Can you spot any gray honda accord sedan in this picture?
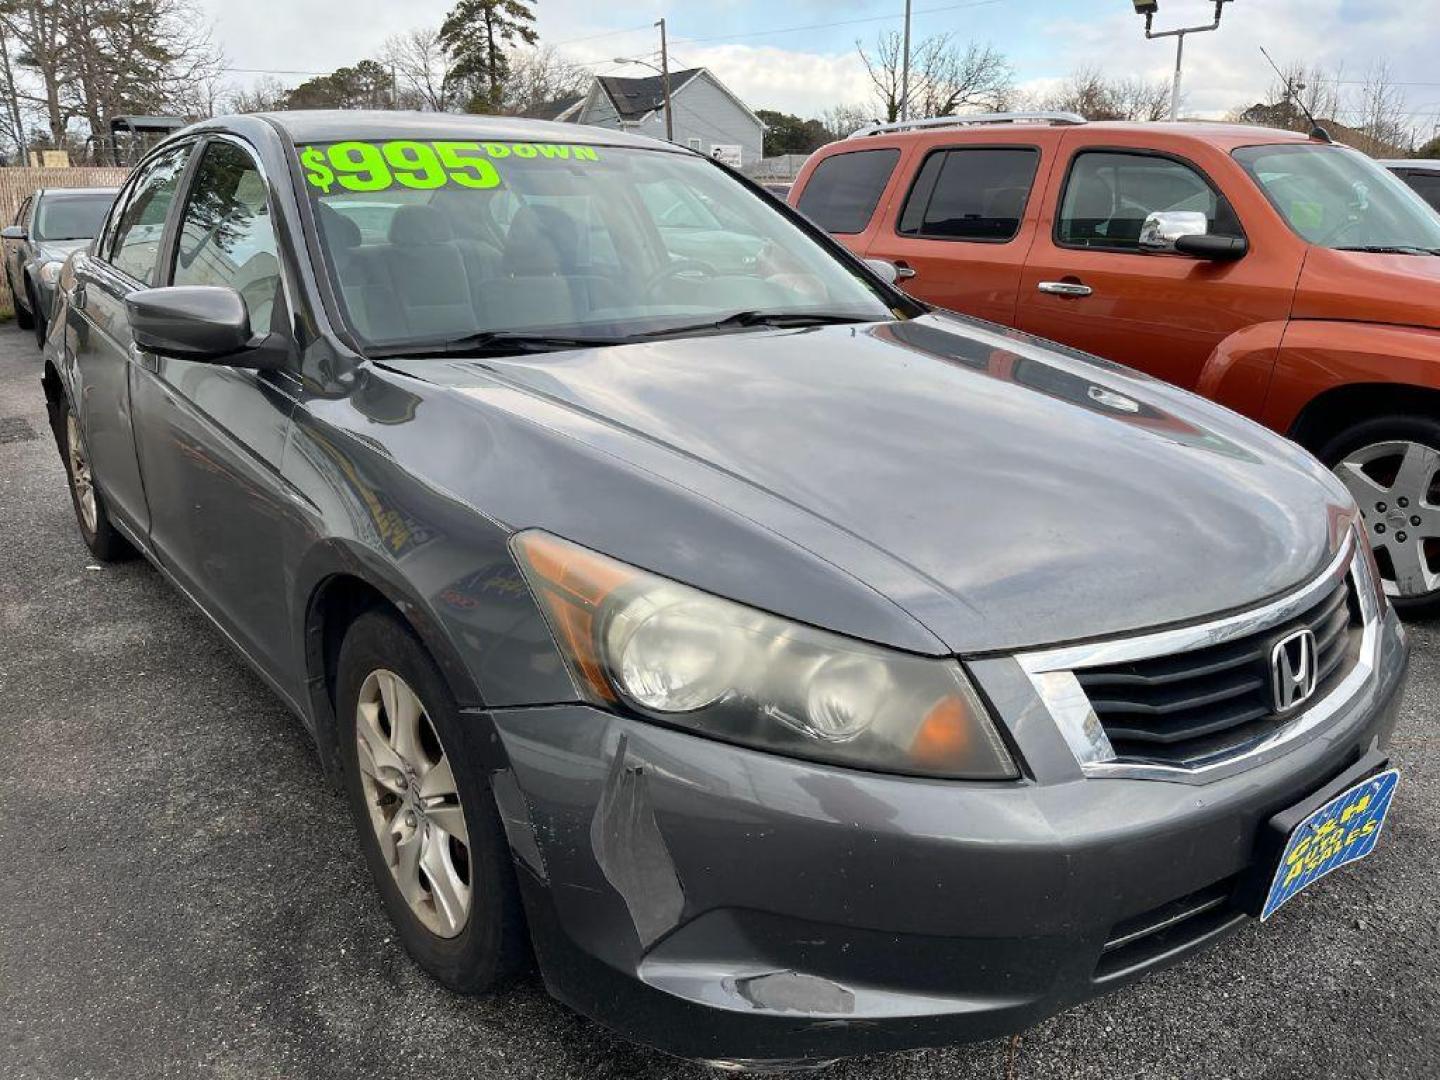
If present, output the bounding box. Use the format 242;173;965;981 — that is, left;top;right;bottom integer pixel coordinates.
41;112;1408;1068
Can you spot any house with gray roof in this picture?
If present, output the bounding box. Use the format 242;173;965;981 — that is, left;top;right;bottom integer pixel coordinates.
559;67;765;167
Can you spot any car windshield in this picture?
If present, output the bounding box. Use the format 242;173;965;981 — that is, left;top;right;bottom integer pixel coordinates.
1234;143;1440;252
32;192;113;241
295;138;898;352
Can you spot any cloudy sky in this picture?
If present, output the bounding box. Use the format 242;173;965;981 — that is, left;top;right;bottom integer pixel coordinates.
200;0;1440;134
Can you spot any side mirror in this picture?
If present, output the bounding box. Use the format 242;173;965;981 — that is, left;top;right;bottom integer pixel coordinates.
864;257;900;285
125;286;287;369
1;224;26;240
1139;210;1247;261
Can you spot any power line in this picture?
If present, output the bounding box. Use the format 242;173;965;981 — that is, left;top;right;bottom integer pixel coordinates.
666;0;1005;48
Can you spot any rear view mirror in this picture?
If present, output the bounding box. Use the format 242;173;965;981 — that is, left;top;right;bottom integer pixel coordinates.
1;225;25;240
125;286;286;369
864;258;900;285
1139;210;1247;261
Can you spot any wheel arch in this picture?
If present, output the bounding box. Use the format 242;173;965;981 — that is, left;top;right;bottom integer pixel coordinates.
297;540;488;780
1287;382;1440;456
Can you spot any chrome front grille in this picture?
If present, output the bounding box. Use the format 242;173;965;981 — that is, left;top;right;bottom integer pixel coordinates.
1074;578;1358;768
1018;528;1384;784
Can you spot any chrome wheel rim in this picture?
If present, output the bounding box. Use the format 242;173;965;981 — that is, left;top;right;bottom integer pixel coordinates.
66;413;98;534
355;669;472;938
1336;439;1440;599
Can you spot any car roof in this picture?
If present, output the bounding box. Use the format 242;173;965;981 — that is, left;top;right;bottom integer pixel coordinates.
235;110;682;152
35;187;120;197
1378;159;1440;172
833;119;1321;153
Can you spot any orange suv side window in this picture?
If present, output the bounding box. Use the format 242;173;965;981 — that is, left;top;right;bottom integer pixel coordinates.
795;148;900;235
896;147;1040;243
1056;150;1243;253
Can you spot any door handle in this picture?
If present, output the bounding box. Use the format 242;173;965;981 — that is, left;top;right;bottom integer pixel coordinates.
893;260;917;281
1037;280;1093;298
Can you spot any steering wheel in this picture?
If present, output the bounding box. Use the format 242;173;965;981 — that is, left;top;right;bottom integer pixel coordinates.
1319;215;1364;247
642;258;718;298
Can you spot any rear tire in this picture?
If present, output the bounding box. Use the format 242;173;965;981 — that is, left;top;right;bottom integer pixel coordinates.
59;397;134;562
336;610;528;992
1320;414;1440;619
9;269;34;330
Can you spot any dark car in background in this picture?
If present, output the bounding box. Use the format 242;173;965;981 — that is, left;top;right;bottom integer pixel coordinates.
1380;159;1440;213
41;112;1408;1068
3;187;118;346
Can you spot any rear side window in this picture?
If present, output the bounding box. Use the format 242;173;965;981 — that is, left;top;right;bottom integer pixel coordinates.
797;149;900;234
1057;150;1243;252
897;147;1040;241
1397;171;1440;213
109;145;192;284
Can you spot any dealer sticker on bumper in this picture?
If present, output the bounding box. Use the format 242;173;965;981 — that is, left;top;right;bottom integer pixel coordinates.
1262;769;1400;921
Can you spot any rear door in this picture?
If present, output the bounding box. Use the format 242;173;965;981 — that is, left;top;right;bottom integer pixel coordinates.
127;135;302;683
1017;134;1301;391
862;136;1053;325
69;144;195;538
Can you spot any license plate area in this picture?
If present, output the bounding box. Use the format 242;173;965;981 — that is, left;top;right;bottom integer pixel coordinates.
1260;767;1399;921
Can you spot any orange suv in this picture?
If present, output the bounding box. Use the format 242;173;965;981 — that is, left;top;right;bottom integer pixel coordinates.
791;113;1440;615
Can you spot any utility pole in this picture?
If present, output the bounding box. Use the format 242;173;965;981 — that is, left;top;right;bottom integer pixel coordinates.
656;17;674;143
899;0;912;122
1136;0;1234;123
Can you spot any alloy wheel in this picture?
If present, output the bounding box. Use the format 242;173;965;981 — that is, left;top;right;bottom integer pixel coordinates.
354;668;472;938
66;412;98;535
1336;439;1440;599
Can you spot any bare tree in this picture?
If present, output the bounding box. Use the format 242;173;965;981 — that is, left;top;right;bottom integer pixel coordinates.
857;30;1011;122
820;103;871;140
1350;60;1411;155
381;26;458;112
228;75;290;115
1036;66;1171;121
499;44;587;115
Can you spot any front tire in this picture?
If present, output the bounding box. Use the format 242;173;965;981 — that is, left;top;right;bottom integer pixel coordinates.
1322;414;1440;619
336;610;527;992
60;398;134;561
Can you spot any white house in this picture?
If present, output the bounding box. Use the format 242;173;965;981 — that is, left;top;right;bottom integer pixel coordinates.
557;68;765;168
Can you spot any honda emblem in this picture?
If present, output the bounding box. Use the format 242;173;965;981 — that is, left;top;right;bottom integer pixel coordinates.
1271;629;1318;712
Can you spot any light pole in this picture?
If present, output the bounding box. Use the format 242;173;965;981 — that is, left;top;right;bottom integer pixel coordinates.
899;0;912;122
612;28;674;144
1133;0;1234;123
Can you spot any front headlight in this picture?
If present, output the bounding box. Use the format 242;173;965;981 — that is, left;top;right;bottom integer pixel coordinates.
38;261;62;285
512;531;1018;780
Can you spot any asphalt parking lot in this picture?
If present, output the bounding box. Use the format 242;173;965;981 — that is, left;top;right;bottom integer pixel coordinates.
0;322;1436;1080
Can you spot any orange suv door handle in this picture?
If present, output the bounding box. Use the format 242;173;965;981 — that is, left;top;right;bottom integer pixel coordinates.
1037;280;1093;298
893;260;917;281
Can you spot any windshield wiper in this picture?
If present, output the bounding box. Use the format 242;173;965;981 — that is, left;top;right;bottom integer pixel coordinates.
633;310;873;340
371;330;626;360
1334;244;1440;255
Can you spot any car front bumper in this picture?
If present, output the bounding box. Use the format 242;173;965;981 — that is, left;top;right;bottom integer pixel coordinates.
481;607;1408;1066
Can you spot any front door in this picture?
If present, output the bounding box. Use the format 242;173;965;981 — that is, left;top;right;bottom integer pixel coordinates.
70;144;194;538
1017;141;1301;391
127;136;303;684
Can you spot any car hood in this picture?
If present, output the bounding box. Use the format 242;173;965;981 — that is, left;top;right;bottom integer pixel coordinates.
1293;246;1440;330
383;314;1354;653
32;238;89;263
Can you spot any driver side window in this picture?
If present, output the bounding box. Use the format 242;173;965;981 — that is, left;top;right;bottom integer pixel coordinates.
109;145;192;284
171;140;283;333
1057;150;1243;252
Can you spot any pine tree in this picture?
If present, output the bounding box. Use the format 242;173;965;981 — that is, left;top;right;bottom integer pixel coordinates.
438;0;538;113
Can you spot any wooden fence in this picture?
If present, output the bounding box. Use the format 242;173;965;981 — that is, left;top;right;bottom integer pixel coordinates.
0;166;131;309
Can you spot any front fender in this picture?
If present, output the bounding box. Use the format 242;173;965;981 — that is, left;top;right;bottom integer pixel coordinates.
1195;320;1290;423
1262;321;1440;434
